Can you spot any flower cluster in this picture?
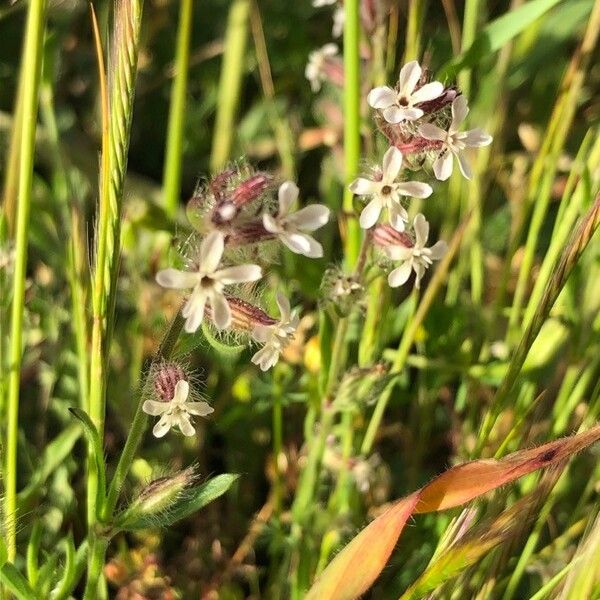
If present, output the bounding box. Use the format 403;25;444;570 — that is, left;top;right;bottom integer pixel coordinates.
349;59;492;288
156;163;329;372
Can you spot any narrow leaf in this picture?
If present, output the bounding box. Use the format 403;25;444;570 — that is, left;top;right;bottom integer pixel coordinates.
308;426;600;599
439;0;563;78
416;424;600;513
0;563;37;600
69;408;106;514
305;493;420;600
118;473;239;530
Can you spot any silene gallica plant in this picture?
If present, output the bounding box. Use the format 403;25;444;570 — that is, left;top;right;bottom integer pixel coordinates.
2;0;600;599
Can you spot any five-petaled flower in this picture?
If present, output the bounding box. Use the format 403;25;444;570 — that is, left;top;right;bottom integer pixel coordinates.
385;213;447;289
263;182;330;258
251;292;299;371
367;60;444;124
143;379;213;438
418;95;492;180
156;230;262;333
349;146;432;231
305;43;338;92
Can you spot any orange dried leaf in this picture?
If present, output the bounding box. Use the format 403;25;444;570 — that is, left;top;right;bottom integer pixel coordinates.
305;493;420;600
416;424;600;513
307;425;600;600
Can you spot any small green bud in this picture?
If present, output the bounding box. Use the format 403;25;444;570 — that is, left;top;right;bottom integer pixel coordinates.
115;466;197;530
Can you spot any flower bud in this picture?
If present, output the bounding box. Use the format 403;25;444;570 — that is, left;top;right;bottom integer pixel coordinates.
115;467;197;529
153;362;187;403
205;296;277;333
372;224;414;249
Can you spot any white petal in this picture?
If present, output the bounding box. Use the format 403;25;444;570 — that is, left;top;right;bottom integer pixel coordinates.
429;240;448;260
251;345;279;371
414;261;426;288
156;269;198;290
398;60;421;95
210;292;232;329
199;231;225;274
278;181;299;216
389;204;408;231
382;146;403;181
182;291;207;333
396;181;432;199
413;213;429;247
322;43;339;57
385;245;413;261
276;291;291;320
186;401;214;417
388;261;412;287
349;177;377;195
142;400;169;416
433;152;453;181
367;86;397;109
462;127;493;147
177;413;196;436
153;415;172;438
173;379;189;404
411;81;444;103
289;204;330;231
263;213;280;234
450;95;469;132
382;106;422;124
215;264;262;284
302;236;324;258
419;123;447;141
457;152;472;179
359;198;382;229
280;232;312;255
252;325;272;343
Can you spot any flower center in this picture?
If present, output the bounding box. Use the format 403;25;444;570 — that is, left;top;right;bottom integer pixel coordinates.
199;275;215;290
381;185;393;196
398;95;409;107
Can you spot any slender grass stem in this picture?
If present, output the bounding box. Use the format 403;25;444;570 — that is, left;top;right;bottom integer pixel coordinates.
342;0;361;267
404;0;425;63
210;0;250;173
361;215;472;454
3;0;46;563
163;0;194;217
476;197;600;452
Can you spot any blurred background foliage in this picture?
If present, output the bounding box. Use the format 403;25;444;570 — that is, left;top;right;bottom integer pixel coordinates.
1;0;600;598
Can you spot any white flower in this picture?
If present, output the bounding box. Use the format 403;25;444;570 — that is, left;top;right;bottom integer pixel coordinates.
305;43;338;92
332;5;344;37
142;380;213;438
251;292;299;371
367;60;444;124
263;182;330;258
385;213;447;289
349;146;432;231
156;231;262;333
418;95;493;180
312;0;336;5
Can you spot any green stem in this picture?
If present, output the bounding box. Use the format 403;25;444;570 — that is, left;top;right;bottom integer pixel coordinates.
272;370;283;516
101;312;184;520
210;0;250;173
82;536;108;600
342;0;361;267
163;0;194;217
3;0;46;563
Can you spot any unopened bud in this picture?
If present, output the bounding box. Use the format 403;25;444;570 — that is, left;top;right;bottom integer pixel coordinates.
372;224;414;249
205;297;277;332
154;362;187;402
115;466;197;529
